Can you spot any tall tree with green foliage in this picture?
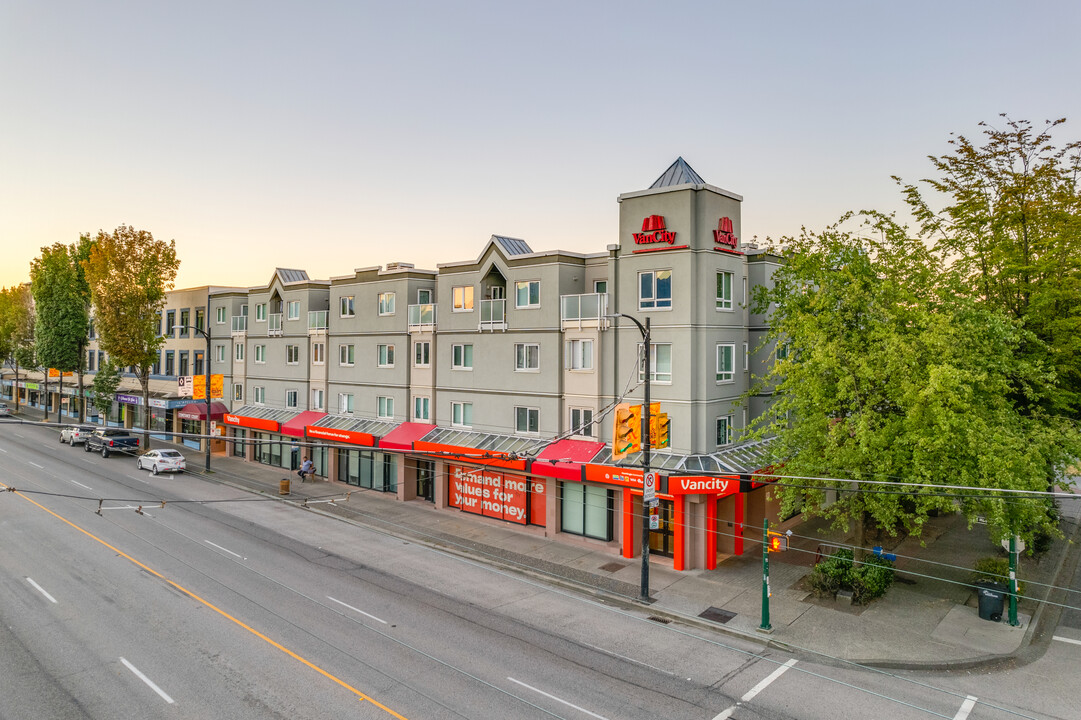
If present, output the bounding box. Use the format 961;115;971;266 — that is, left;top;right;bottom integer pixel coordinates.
748;212;1078;552
30;241;92;422
89;359;121;422
0;285;35;412
82;225;179;448
894;116;1081;419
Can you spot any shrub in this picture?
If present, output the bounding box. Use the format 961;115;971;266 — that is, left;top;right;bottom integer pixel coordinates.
972;557;1025;596
809;548;854;597
851;554;895;605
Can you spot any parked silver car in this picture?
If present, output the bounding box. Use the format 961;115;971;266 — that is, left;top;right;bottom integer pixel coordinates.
136;449;186;475
60;424;96;446
0;402;11;417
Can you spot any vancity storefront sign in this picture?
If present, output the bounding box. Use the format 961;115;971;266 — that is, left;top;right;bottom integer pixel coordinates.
448;464;546;526
632;215;688;254
713;216;740;252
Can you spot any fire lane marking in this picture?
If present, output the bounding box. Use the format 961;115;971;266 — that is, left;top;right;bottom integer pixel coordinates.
327;596;387;624
507;677;609;720
27;577;58;603
120;657;174;704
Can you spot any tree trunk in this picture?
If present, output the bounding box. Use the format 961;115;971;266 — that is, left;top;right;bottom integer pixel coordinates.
77;339;86;422
140;367;151;451
13;361;19;412
43;369;49;423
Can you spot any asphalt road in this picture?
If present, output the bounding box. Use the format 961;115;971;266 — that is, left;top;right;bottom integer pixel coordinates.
0;420;1075;719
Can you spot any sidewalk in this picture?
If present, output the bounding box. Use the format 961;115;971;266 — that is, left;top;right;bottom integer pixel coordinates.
14;408;1081;670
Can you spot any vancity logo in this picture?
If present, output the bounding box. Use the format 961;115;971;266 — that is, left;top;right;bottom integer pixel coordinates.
633;215;677;245
713;216;739;250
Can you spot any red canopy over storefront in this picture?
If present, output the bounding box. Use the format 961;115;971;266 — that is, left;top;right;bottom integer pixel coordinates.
378;422;437;451
281;411;326;438
177;401;229;421
530;438;606;481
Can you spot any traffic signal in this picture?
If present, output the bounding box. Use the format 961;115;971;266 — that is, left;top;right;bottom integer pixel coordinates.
612;403;642;461
650;412;670;449
767;530;789;552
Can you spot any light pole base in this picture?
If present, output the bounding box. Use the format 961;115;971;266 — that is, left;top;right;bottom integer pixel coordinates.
756;625;774;635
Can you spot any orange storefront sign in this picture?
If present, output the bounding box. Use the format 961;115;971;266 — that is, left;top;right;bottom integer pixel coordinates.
583;464;644;489
415;441;527;471
668;475;740;497
448;464;545;526
305;425;376;446
223;413;280;432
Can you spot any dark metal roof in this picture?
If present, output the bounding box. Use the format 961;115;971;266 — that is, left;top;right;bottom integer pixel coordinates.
276;268;310;284
649;157;705;189
419;425;544;456
590;437;774;474
310;413;400;436
229;405;300;424
492;236;533;257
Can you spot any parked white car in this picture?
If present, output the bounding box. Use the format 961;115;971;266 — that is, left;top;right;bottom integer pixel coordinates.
60;424;96;445
0;402;11;417
136;449;186;475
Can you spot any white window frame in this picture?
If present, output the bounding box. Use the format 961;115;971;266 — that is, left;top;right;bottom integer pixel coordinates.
338;393;354;414
311;389;324;411
215;344;226;363
593;280;607;294
564;339;593;370
378;396;394;419
235;343;245;362
286;300;300;320
233;383;243;402
514;406;539;434
638;269;672;310
515;280;540;308
215;307;226;324
286;344;300;365
286;389;298;409
413;395;430;421
253;386;266;405
340;295;355;318
378;292;395;316
377;344;395;367
515;343;540;372
452;343;473;370
717;415;732;447
570;407;593;437
743;341;749;371
716;343;735;383
638;343;673;384
312;342;325;365
254;344;266;364
339;343;355;366
452;286;474;312
451;401;473;428
417;288;432;304
717;271;734;311
255;303;267;322
414;341;430;368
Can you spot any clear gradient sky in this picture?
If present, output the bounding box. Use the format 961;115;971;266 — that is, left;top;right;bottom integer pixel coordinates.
3;1;1079;290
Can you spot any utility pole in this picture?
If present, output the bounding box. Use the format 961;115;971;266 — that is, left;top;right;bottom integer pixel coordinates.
759;518;772;633
1008;535;1019;627
175;324;212;472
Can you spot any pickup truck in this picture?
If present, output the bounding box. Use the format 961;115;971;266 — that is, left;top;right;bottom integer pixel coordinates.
85;428;140;458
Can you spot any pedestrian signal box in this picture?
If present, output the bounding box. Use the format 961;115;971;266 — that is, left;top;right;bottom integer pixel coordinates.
612;403;642;461
768;531;789;552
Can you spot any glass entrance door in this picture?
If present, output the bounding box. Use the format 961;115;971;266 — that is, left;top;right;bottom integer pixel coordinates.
648;499;675;557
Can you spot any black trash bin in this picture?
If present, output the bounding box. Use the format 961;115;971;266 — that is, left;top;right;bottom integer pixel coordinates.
975;581;1006;622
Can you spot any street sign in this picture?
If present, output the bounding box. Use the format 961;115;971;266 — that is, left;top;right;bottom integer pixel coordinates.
1001;537;1025;553
643;471;657;503
649;504;660;530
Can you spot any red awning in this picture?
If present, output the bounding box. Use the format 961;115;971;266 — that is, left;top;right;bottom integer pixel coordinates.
378;422;437;451
531;438;606;481
281;411;327;438
177;401;230;421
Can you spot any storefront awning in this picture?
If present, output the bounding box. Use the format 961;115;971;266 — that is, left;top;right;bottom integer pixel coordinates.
177;401;229;421
281;411;327;438
378;422;437;451
223;405;293;433
530;439;606;481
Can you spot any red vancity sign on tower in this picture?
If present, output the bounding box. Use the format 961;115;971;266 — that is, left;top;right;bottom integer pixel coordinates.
633;215;678;246
713;217;740;251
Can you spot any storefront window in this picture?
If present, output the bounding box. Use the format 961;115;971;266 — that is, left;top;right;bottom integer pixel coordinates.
181;419;202;449
150;408;172;441
560;482;613;540
416;460;435;502
232;429;247;458
255;432;285;468
337;448;396;492
310;446;328;478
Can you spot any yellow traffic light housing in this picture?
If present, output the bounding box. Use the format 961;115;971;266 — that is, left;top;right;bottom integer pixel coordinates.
612;403;642;461
651;412;670;449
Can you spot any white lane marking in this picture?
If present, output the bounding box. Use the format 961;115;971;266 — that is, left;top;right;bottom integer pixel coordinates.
205;540;245;559
27;578;58;604
14;433;24;438
28;461;44;469
327;596;388;624
507;677;609;720
954;695;978;720
741;658;797;703
0;447;7;452
119;657;174;704
1053;635;1081;646
712;708;737;720
69;480;91;490
582;641;675;675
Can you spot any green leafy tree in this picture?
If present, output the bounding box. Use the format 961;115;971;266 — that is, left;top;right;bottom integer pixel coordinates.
0;284;35;412
894;116;1081;419
30;241;91;422
748;212;1077;552
89;359;121;422
82;225;179;448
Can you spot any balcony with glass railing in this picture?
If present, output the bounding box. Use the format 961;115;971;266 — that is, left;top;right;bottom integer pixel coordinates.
407;304;436;331
479;299;507;331
560;293;608;329
268;313;283;336
308;310;328;334
231;315;248;335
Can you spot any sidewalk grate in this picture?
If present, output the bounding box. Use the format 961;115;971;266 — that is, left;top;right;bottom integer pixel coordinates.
647;615;672;625
699;606;737;624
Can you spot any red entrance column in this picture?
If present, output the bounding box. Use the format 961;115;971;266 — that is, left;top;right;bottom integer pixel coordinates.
705;495;718;570
622;490;635;559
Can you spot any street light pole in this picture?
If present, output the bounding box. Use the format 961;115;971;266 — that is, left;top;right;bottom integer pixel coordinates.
612;312;652;602
175;324;212;472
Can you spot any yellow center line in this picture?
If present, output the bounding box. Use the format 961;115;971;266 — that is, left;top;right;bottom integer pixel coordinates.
3;483;408;719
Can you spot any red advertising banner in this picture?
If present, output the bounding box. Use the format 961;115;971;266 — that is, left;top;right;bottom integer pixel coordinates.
223;413;280;433
305;425;376;446
448;465;545;526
